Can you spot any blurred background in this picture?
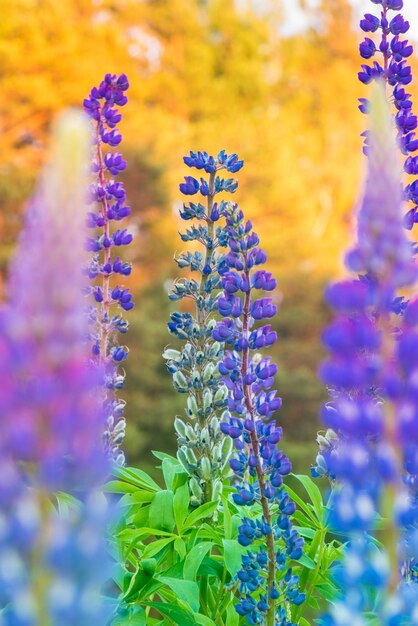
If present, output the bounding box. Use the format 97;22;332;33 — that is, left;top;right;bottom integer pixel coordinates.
1;0;418;474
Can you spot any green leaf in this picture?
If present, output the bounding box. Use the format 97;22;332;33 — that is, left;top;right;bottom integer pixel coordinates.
54;491;81;515
149;490;175;532
152;450;179;464
222;496;232;540
285;486;318;526
158;577;200;612
298;554;316;570
141;558;157;576
174;537;187;559
130;506;150;528
315;583;339;601
293;474;324;520
144;602;197;626
292;510;316;529
298;619;310;626
118;527;173;540
183;542;213;581
293;525;316;539
226;604;239;626
143;536;175;558
104;480;139;494
174;483;190;532
111;606;147;625
184;501;219;527
113;466;160;492
222;539;246;577
198;556;223;578
307;595;320;609
123;568;154;601
162;458;178;490
195;615;217;626
119;491;156;507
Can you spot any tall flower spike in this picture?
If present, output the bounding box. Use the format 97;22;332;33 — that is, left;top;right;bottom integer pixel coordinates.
83;73;133;465
358;0;418;232
164;150;242;505
319;84;418;625
214;204;304;626
0;111;112;625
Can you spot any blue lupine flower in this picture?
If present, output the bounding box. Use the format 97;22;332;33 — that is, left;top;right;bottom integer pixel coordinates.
358;0;418;232
0;112;113;625
83;73;134;465
319;85;418;624
213;201;304;624
164;151;246;505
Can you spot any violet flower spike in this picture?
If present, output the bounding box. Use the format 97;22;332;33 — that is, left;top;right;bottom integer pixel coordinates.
358;0;418;231
0;111;113;625
214;203;304;626
83;73;133;465
319;84;418;625
165;150;242;505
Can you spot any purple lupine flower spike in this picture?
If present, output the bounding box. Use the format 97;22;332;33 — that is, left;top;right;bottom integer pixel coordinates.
83;73;133;465
319;85;418;625
166;150;240;506
0;111;113;625
214;202;304;625
358;0;418;231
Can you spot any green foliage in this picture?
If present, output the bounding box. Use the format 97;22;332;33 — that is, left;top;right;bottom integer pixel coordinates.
107;456;343;625
286;475;344;622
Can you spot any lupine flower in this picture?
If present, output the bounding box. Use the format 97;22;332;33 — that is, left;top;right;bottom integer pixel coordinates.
164;150;240;505
83;73;133;465
214;203;304;625
0;111;112;625
319;85;418;624
358;0;418;232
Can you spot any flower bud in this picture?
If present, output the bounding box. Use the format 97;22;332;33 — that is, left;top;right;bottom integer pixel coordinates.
190;477;203;501
162;348;182;361
174;417;187;439
186;395;199;419
200;457;212;479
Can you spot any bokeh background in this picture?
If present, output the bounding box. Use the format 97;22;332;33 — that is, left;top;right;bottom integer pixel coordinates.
2;0;418;474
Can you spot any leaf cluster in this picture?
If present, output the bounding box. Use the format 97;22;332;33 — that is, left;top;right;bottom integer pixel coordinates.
106;455;344;625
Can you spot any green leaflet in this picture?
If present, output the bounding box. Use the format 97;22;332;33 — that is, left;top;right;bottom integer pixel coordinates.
149;490;175;532
183;542;213;581
144;601;197;626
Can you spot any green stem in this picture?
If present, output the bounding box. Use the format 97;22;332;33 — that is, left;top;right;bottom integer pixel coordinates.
380;314;403;593
195;171;216;503
32;489;52;626
293;527;326;622
240;266;276;626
